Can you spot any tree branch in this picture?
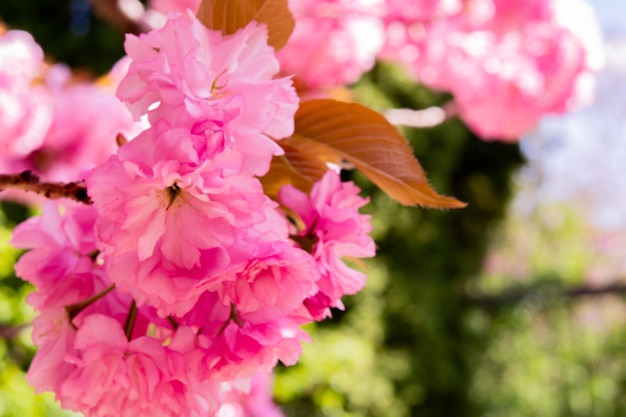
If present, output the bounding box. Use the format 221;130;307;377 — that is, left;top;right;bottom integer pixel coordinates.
466;282;626;310
564;283;626;298
0;171;92;204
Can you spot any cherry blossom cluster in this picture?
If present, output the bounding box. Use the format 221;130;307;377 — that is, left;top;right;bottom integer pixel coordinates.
0;30;142;185
2;1;602;415
150;0;600;139
10;11;374;417
380;0;603;139
149;0;387;92
274;0;386;92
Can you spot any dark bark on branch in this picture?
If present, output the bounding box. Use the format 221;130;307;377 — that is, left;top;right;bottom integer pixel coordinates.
0;171;92;204
467;282;626;309
564;283;626;298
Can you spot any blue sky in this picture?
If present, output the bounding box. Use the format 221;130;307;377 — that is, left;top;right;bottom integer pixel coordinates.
519;0;626;229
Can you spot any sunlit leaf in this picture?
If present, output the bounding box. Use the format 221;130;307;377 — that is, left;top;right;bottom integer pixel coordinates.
196;0;294;50
285;99;466;208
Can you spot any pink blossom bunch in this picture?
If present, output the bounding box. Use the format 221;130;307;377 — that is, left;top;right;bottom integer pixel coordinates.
0;30;52;162
12;11;376;417
10;201;278;415
380;0;601;140
280;172;376;319
275;0;386;92
145;0;387;92
0;30;141;186
141;0;600;140
11;202;147;396
16;64;141;182
378;0;462;64
117;12;298;175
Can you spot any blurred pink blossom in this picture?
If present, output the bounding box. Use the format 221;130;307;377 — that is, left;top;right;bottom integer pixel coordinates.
218;372;284;417
276;0;385;91
0;43;141;191
0;30;52;161
380;0;602;140
149;0;200;14
26;65;139;182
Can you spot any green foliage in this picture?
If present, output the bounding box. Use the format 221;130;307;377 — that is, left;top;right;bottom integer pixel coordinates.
468;289;626;417
0;0;125;74
466;201;626;417
0;362;77;417
0;206;76;416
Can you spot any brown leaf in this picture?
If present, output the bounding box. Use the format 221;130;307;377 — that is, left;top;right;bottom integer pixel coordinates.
196;0;294;50
286;99;466;208
259;141;327;199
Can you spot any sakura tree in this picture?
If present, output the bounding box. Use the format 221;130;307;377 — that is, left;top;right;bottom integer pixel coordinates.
0;0;599;416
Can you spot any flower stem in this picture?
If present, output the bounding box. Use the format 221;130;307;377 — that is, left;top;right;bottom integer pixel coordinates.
217;303;245;336
167;316;179;331
65;284;116;323
124;300;138;341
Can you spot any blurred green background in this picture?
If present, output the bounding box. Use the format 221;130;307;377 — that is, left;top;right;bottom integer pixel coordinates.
2;2;625;417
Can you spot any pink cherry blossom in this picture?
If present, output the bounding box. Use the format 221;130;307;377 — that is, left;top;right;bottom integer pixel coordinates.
279;170;375;319
217;240;320;322
379;0;461;64
11;202;149;396
276;0;385;92
26;278;143;397
400;4;588;139
380;0;601;140
26;309;77;394
59;314;220;417
87;121;284;316
449;23;588;139
5;7;392;416
0;55;142;188
25;64;140;182
0;30;44;83
118;12;298;175
11;201;100;296
0;30;52;162
179;290;311;381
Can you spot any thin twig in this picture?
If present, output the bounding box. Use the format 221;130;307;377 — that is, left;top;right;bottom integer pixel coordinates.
0;171;92;204
124;300;138;340
66;284;116;323
167;316;179;331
